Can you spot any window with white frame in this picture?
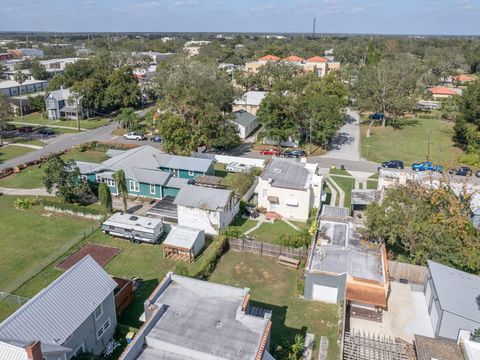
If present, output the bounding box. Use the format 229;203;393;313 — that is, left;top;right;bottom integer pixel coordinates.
106;179;115;187
150;184;156;194
96;174;102;182
94;304;103;320
129;180;139;192
188;170;194;176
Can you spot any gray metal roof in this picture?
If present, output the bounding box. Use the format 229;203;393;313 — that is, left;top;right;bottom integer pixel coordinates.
233;91;267;106
173;184;232;211
428;260;480;322
0;341;27;360
321;205;350;219
163;226;204;250
101;146;212;176
130;167;171;186
351;190;380;206
165;176;190;189
106;149;126;158
233;110;257;128
75;161;99;174
0;255;117;346
45;88;71;101
261;157;311;190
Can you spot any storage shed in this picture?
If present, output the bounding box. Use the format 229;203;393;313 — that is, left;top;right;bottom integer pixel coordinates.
162;226;205;262
102;213;164;244
424;260;480;340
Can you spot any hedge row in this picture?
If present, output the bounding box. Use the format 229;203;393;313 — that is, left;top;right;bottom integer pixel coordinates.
41;199;106;216
193;235;228;279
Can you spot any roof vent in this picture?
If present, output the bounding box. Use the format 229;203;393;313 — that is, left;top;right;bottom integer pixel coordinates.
175;312;181;317
273;168;282;174
129;215;139;221
216;321;223;328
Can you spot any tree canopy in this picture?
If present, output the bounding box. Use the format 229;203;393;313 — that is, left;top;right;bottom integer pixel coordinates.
43;156;85;203
364;182;480;273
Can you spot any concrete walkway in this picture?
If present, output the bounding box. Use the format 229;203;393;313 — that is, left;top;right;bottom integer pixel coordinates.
322;108;361;161
327;176;346;207
4;143;43;150
11;121;87;131
244;219;263;235
0;187;53;196
283;218;300;231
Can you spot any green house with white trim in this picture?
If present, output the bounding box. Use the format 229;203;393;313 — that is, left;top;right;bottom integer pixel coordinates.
76;145;214;199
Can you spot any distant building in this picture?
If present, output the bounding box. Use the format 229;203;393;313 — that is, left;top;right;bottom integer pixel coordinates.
428;86;461;99
453;74;475;83
425;260;480;340
44;88;86;120
75;47;95;57
0;79;48;97
40;57;80;73
232;109;259;139
173;184;239;235
0;255;118;359
305;205;389;310
7;48;44;58
134;51;174;64
256;158;322;221
0;52;13;61
232;91;268;115
118;272;273;360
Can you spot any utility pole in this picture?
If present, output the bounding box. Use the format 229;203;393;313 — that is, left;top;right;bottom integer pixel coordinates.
426;129;432;162
76;94;81;132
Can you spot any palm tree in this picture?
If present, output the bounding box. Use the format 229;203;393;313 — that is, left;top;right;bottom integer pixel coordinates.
14;71;27;122
288;334;305;360
113;169;128;212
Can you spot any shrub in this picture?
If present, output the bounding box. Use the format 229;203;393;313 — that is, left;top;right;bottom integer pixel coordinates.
220;227;244;239
42;199;106;216
278;229;310;248
98;183;113;213
194;235;228;279
14;198;40;210
458;152;480;167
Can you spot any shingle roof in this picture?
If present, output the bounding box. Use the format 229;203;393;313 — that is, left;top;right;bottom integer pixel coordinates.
261;157;311;190
258;55;280;61
0;256;117;346
428;260;480;322
173;184;232;211
233;110;257;128
414;335;463;360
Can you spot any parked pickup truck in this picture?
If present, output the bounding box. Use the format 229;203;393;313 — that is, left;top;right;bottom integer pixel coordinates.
226;162;254;173
412;162;443;173
123;132;146;141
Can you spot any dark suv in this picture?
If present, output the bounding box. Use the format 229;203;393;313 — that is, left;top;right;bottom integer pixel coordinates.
381;160;404;169
283;149;306;158
449;167;472;177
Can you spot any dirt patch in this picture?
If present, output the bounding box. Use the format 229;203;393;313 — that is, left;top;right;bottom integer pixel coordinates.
56;243;122;270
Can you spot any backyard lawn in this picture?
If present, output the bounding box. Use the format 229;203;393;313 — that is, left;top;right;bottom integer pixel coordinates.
360;118;463;166
0;196;98;298
228;216;258;233
0;149;107;189
210;251;339;360
250;220;304;245
11;229;219;328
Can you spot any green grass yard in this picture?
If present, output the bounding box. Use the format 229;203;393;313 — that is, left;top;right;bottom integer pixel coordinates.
361;118;463;166
210;251;339;360
250;220;303;245
15;113;110;131
0;145;35;163
329;175;355;209
228;216;258;233
0;196;97;298
0;149;107;189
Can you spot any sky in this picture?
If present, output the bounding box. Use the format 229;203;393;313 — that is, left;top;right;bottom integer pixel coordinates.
0;0;479;35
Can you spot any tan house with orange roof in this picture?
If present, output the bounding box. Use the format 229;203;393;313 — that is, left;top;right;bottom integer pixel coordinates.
304;205;389;311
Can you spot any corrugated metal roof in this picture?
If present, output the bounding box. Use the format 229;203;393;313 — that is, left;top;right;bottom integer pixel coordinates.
0;256;117;346
163;226;204;249
46;88;72;101
173;184;232;211
165;177;190;189
427;260;480;322
75;161;100;174
261;158;310;190
320;205;350;219
131;168;171;186
0;341;27;360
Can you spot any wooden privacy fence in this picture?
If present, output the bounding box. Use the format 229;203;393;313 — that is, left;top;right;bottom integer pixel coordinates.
387;260;428;285
227;237;306;260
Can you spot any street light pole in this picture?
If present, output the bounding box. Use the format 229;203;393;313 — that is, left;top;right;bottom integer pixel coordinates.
426;130;431;162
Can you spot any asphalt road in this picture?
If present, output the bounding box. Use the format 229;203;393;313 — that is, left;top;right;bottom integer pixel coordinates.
321;108;361;161
0;123;117;171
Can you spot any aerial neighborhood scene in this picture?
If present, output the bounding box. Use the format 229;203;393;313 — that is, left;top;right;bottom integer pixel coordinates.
2;1;480;360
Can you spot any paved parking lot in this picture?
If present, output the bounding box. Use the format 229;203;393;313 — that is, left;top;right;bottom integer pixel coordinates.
350;282;434;342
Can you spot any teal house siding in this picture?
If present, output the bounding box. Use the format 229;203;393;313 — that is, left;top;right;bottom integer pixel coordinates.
163;187;181;197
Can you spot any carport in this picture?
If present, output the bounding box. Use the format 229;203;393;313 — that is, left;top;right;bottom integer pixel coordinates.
147;195;178;223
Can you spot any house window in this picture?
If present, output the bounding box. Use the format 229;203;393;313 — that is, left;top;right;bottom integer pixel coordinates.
97;319;111;340
104;318;111;331
106;179;115;187
150;184;156;195
48;99;55;108
80;175;88;181
188;170;194;176
129;180;139;192
94;304;103;320
96;326;104;340
96;174;102;182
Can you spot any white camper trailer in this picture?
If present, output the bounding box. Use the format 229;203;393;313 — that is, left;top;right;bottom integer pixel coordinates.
102;213;164;244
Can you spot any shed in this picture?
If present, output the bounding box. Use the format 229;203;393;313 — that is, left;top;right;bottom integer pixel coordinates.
424;260;480;340
351;189;380;212
163;226;205;262
232;110;259;139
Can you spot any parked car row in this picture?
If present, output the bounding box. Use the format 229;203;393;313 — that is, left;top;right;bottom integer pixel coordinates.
381;160;480;177
259;148;307;158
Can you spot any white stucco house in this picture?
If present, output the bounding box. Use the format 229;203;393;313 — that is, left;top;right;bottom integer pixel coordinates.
173;185;239;235
256;158;323;221
232;110;259;139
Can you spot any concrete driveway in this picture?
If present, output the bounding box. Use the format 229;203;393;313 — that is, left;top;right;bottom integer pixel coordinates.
322;109;360;161
350;282;434;342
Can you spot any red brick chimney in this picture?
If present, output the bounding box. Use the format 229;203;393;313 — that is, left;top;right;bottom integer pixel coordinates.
25;340;42;360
